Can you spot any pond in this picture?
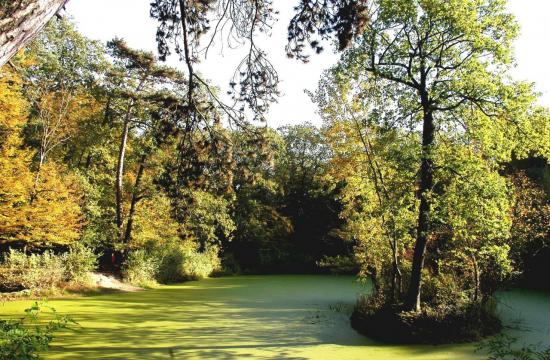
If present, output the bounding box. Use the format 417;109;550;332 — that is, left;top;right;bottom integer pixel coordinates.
1;275;550;359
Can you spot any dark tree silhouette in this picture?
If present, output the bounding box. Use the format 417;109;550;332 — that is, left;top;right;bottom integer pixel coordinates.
150;0;369;119
1;0;368;89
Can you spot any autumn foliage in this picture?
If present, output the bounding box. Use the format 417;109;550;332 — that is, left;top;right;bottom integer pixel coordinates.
0;67;82;247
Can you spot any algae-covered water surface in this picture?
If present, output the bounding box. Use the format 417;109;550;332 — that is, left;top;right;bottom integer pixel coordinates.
2;275;550;359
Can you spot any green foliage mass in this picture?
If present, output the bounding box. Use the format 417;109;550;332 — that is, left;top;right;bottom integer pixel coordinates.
122;242;221;287
0;302;74;360
1;16;353;285
0;247;97;293
314;0;550;331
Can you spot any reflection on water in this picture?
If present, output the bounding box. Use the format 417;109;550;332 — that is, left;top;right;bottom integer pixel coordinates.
496;289;550;346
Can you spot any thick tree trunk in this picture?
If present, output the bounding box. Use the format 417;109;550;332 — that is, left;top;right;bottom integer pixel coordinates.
123;154;146;245
0;0;69;67
405;98;435;312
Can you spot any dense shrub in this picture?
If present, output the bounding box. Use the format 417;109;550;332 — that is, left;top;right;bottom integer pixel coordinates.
0;247;98;293
0;250;64;292
63;245;97;285
122;242;221;286
121;250;159;288
157;244;221;283
0;302;73;360
156;247;185;284
180;246;221;280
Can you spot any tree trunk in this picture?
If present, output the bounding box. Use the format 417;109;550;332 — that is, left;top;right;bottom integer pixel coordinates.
30;150;46;204
102;93;112;125
350;113;403;302
84;152;92;170
115;120;129;234
471;253;480;303
123;154;146;245
0;0;69;67
391;234;402;301
114;78;143;242
405;97;435;312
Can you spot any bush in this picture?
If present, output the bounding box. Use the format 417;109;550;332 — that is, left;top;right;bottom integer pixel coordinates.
156;247;186;284
157;244;220;283
121;250;159;288
180;246;221;280
421;272;469;311
0;302;74;360
0;250;64;292
121;241;221;286
0;247;98;293
62;245;97;285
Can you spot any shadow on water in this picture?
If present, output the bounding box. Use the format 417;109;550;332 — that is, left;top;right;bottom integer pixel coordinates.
2;275;549;359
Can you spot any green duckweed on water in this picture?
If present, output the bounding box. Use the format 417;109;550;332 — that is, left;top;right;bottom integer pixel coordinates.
1;275;550;359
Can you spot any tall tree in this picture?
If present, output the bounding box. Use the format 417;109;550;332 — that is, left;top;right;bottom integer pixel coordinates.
121;92;185;246
333;0;541;311
106;39;182;242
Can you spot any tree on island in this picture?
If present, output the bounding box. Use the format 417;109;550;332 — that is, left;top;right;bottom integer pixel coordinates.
316;0;549;327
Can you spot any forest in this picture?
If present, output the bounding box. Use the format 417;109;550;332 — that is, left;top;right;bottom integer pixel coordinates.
0;0;549;359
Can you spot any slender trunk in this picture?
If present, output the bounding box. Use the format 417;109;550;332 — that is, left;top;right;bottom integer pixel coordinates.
391;234;402;300
103;94;112;125
30;151;46;204
84;152;92;170
123;154;146;245
391;253;397;301
405;95;435;312
115;120;130;234
0;0;69;67
115;79;145;240
349;113;403;301
472;254;480;303
76;149;84;167
370;266;380;294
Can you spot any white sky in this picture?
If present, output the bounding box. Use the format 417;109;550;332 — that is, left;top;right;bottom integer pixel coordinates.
65;0;550;128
